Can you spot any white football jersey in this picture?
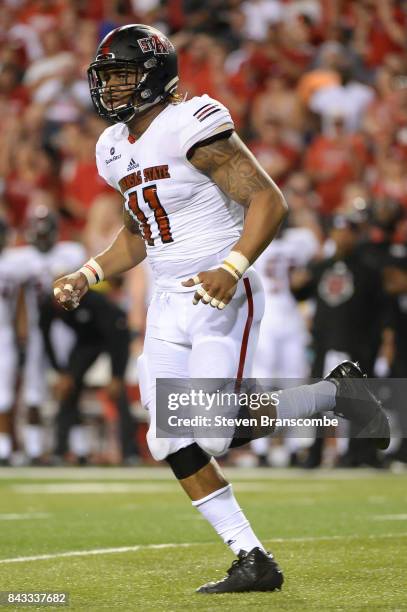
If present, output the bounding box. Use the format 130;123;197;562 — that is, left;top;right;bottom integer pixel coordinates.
96;94;244;292
0;247;38;329
256;228;318;295
255;227;319;326
17;241;87;326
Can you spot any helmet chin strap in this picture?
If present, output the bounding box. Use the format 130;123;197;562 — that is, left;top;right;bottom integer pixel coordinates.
114;94;164;123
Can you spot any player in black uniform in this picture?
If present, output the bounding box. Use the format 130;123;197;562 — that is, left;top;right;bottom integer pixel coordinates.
40;286;138;463
292;214;389;467
383;247;407;463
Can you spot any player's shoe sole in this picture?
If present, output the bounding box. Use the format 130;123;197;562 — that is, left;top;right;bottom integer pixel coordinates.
196;547;284;594
325;361;390;450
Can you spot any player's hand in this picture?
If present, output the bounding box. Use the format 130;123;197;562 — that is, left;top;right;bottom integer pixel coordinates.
53;272;89;311
182;268;238;309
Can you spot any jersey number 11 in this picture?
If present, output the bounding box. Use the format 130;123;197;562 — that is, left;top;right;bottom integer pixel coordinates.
128;185;173;246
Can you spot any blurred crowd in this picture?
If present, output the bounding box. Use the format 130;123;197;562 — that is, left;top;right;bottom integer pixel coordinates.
0;0;407;467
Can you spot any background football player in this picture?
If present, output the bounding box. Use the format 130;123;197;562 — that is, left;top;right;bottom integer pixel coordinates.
250;220;320;466
40;279;138;466
0;218;37;464
18;206;86;462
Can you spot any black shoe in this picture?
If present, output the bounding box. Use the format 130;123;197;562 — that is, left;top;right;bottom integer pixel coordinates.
325;361;390;450
196;547;284;594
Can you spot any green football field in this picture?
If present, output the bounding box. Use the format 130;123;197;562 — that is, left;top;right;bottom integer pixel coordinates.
0;467;406;611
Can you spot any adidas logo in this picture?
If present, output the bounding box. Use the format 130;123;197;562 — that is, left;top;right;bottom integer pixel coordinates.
127;158;139;172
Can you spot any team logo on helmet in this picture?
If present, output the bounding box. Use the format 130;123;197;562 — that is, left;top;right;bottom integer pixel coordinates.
138;34;173;55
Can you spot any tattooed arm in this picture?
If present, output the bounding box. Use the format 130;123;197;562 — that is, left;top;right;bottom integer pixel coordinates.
53;208;146;310
182;130;288;306
189;130;288;263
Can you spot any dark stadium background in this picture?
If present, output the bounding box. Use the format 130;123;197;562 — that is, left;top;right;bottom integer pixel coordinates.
1;0;407;468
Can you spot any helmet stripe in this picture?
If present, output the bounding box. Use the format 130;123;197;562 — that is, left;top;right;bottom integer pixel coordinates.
99;31;115;56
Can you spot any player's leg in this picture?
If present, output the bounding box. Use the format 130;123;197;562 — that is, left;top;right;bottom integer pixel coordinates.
249;315;279;466
22;328;47;463
278;330;311;466
188;269;265;455
237;352;388;451
181;269;283;593
186;270;336;449
138;286;280;592
234;365;388;449
0;330;18;464
138;334;195;462
54;343;101;461
268;346;390;456
164;438;283;594
116;387;138;463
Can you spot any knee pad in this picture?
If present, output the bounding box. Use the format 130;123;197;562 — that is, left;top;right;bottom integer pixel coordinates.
165;443;211;479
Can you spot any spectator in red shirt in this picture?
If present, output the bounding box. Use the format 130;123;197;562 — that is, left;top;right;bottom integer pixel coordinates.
178;34;216;99
59;121;112;236
179;34;248;128
4;142;55;229
351;0;406;68
305;115;369;214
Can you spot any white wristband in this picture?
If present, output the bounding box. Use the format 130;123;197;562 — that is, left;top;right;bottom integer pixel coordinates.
221;251;250;281
79;258;105;286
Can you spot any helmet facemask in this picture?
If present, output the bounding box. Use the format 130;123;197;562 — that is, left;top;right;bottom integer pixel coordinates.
88;57;164;123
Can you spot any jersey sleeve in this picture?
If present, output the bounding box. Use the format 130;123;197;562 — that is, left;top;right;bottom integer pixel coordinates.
6;247;38;284
95;132;118;190
177;95;235;158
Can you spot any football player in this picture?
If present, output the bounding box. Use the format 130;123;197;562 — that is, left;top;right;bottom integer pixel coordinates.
0;218;36;464
251;223;320;466
53;25;389;593
18;206;86;462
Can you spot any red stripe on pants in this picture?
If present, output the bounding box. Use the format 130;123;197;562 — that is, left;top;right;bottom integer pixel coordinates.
235;277;254;392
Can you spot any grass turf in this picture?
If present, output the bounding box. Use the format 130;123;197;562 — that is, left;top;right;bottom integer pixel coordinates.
0;467;406;611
